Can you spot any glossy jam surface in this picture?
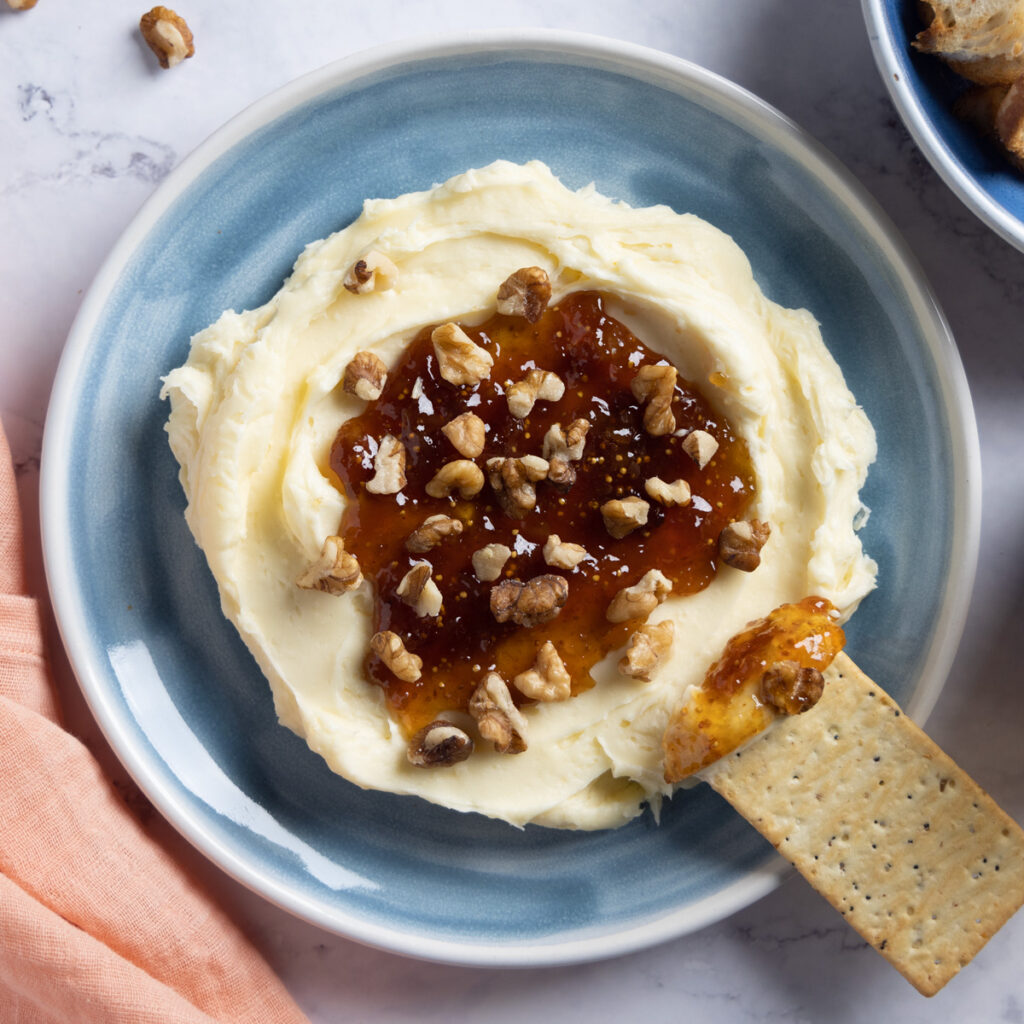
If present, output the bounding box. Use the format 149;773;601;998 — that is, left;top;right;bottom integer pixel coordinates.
663;596;845;781
330;291;756;733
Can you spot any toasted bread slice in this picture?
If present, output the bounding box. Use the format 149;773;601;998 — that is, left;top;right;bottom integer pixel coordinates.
915;0;1024;85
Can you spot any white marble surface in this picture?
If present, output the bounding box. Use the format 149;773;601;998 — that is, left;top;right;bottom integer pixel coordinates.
3;1;1024;1020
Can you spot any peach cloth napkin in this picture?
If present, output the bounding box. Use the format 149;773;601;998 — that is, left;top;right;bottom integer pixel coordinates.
0;423;310;1024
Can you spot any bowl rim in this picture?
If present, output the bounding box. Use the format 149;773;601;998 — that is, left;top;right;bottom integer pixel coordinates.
862;0;1024;254
40;28;981;966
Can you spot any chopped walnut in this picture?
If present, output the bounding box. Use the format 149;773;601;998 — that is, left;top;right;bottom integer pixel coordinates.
543;534;588;570
761;660;825;715
405;514;464;553
631;364;677;436
424;459;485;500
343;250;398;294
618;620;675;680
491;574;568;628
513;641;572;702
600;496;650;539
718;519;771;572
139;7;194;68
7;0;38;9
431;322;494;387
471;543;513;582
506;369;565;418
496;266;552;323
396;562;443;618
486;455;550;518
542;419;590;490
681;429;719;469
295;536;363;594
606;569;672;623
342;350;388;401
644;476;691;507
365;434;406;495
441;412;486;458
407;720;473;768
469;672;528;754
370;630;422;682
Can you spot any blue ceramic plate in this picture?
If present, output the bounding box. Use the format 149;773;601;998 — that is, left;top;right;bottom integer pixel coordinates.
41;32;979;965
864;0;1024;252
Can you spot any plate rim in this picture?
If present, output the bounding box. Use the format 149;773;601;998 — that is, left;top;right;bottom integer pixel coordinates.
862;0;1024;254
40;28;981;966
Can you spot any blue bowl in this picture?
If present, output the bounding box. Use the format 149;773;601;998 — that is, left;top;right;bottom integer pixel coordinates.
864;0;1024;251
41;32;979;965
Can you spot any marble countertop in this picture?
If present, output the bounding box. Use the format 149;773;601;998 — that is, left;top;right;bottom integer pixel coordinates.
3;1;1023;1020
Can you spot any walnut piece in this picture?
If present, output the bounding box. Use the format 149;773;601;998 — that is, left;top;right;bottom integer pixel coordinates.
681;428;719;469
542;534;588;570
486;455;549;518
396;562;443;618
431;322;494;387
343;250;398;294
441;412;486;458
405;514;463;553
496;266;552;323
542;419;590;490
7;0;38;9
370;630;422;682
425;459;485;500
471;543;512;582
513;641;572;702
718;519;771;572
618;620;675;680
295;536;363;594
365;434;406;495
342;350;388;401
630;364;677;436
644;476;691;507
606;569;672;623
407;720;473;768
506;369;565;418
469;672;528;754
761;661;825;715
491;574;568;628
600;496;650;539
139;7;194;69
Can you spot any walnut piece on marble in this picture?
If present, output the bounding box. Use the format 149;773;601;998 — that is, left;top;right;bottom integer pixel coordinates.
441;412;486;458
631;364;677;436
718;519;771;572
471;543;513;582
606;569;672;623
618;620;675;681
542;534;588;570
542;419;590;491
469;672;528;754
395;562;443;618
370;630;422;683
431;322;494;387
490;574;568;628
506;369;565;419
681;428;719;469
761;660;825;715
405;514;464;554
365;434;407;495
644;476;691;507
513;641;572;702
600;496;650;539
496;266;552;323
424;459;485;500
343;250;398;294
295;536;363;594
407;720;473;768
486;455;550;518
342;350;388;401
139;6;194;68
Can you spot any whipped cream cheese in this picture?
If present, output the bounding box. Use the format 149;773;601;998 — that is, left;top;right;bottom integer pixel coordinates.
161;160;877;830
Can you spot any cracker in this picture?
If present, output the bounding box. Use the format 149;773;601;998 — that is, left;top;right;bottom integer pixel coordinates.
701;653;1024;996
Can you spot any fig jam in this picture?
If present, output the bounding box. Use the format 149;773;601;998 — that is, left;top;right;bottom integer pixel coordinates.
330;291;756;734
